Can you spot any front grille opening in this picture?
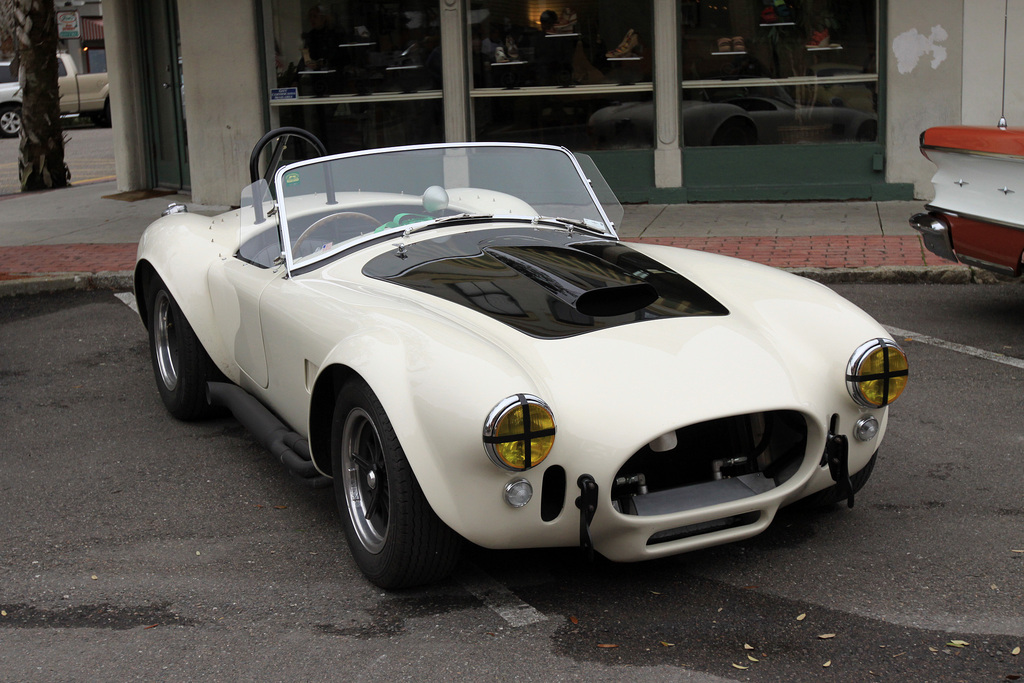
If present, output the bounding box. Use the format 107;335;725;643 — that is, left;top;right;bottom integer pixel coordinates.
647;511;761;545
613;411;807;516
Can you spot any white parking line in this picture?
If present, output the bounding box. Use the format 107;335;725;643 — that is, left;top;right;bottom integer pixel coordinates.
460;567;548;627
114;292;138;314
885;325;1024;370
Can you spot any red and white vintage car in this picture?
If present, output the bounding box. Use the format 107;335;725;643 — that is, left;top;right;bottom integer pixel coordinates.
912;125;1024;276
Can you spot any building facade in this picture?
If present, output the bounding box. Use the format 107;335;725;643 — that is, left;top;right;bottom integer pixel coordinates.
102;0;1018;207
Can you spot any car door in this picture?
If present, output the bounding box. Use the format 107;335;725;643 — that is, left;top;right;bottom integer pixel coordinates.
56;58;79;113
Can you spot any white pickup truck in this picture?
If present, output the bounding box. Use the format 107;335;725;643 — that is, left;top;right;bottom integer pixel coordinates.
0;52;110;138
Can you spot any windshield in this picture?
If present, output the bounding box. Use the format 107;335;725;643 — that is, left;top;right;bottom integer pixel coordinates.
273;143;620;272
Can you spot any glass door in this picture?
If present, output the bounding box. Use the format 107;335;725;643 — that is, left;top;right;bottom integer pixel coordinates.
140;0;189;189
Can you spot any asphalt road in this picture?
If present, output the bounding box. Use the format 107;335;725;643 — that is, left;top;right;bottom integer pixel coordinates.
0;123;115;196
1;283;1022;682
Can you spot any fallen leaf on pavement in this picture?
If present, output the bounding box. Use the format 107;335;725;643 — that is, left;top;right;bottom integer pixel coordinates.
819;633;836;640
823;660;831;668
1012;646;1020;656
797;613;806;621
747;655;759;662
744;643;754;650
660;641;674;647
597;643;618;648
947;640;969;648
569;616;578;624
732;664;748;670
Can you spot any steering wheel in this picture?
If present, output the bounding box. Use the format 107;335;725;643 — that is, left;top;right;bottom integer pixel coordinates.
248;127;327;185
292;212;381;256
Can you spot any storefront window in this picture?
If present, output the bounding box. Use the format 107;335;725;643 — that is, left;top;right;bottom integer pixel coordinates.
680;0;877;146
469;2;654;150
269;1;444;152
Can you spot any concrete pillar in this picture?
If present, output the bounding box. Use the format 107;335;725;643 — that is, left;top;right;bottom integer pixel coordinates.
652;0;682;189
440;0;468;141
886;0;963;198
177;0;266;205
103;0;148;192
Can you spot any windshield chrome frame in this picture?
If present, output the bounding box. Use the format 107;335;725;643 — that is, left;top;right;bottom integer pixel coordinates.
273;142;620;275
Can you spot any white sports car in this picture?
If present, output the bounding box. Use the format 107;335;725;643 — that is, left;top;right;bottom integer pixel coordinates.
134;130;908;588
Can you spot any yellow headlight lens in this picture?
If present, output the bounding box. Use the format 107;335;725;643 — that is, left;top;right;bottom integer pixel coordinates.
846;340;908;407
484;395;556;470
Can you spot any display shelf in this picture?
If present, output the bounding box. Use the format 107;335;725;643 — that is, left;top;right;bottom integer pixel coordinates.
338;41;376;48
806;44;843;51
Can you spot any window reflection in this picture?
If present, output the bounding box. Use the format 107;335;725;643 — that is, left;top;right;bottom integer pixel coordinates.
679;0;878;146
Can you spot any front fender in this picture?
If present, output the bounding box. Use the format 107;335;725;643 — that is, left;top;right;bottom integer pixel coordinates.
309;302;546;536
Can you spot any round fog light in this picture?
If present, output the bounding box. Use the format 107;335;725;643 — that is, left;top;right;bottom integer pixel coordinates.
503;479;533;508
853;416;880;442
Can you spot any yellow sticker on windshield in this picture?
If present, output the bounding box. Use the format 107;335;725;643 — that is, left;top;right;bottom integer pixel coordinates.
284;171;300;185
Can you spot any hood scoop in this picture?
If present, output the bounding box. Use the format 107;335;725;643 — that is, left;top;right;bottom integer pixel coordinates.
485;245;658;317
362;226;728;339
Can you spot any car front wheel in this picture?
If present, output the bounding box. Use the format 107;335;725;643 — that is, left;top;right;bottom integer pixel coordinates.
332;379;461;588
147;278;219;420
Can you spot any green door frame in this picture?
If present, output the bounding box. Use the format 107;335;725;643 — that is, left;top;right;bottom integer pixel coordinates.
139;0;190;190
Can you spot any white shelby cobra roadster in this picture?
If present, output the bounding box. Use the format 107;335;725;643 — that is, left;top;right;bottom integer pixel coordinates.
134;130;908;588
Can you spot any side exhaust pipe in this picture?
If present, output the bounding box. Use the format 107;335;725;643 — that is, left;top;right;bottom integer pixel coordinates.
206;382;331;489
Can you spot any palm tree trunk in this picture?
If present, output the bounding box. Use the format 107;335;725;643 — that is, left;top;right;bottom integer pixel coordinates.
12;0;67;192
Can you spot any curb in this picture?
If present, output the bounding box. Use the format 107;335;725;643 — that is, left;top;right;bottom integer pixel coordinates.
0;271;135;298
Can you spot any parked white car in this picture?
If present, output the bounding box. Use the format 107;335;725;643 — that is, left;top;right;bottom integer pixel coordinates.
134;130;908;588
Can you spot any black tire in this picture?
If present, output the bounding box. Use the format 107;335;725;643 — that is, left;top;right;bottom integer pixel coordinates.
0;104;22;138
147;277;219;420
711;116;757;146
797;451;877;509
91;100;111;128
331;379;461;588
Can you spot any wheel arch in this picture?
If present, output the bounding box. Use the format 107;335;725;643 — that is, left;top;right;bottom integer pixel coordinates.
308;362;359;476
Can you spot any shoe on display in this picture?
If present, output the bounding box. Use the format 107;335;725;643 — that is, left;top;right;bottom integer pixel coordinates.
732;36;745;52
606;28;638;58
716;37;731;52
760;6;778;23
806;29;830;47
552;7;578;34
495;45;509;63
505;35;520;61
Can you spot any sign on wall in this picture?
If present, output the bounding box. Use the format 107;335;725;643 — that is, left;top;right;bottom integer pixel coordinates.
57;11;81;40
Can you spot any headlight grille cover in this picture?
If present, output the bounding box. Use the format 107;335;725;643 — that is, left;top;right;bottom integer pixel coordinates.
483;394;556;470
846;339;908;407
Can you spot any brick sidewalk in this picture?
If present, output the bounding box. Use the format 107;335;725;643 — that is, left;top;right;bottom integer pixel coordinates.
0;234;957;281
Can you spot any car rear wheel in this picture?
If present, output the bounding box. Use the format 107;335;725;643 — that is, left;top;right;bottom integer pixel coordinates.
332;379;461;588
0;104;22;138
147;277;220;420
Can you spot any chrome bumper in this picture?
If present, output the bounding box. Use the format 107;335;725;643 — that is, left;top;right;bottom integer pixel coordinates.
909;212;958;263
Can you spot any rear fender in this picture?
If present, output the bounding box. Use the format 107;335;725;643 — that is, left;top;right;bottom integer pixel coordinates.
134;211;244;380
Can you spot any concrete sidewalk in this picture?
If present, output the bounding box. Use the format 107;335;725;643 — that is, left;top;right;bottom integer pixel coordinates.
0;180;983;295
